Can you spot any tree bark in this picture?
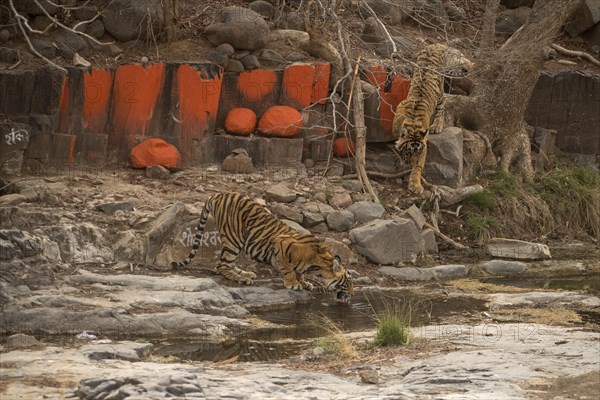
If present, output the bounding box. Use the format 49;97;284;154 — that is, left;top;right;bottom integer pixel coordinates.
163;0;179;42
450;0;580;181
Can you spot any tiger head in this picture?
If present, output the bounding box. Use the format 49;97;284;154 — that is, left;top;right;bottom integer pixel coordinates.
289;240;354;303
395;118;428;162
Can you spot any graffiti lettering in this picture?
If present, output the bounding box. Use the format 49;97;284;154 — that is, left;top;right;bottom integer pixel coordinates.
179;227;221;248
4;128;29;145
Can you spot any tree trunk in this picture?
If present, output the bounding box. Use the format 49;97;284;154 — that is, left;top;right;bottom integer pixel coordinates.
163;0;179;42
450;0;580;181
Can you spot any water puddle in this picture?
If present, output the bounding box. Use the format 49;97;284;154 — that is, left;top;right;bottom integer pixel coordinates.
155;289;487;363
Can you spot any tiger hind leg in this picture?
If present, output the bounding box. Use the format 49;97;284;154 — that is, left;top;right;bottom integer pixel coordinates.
408;143;428;194
429;94;445;134
215;240;256;285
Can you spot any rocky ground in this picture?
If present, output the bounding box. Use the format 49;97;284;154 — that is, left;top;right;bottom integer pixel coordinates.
1;166;599;399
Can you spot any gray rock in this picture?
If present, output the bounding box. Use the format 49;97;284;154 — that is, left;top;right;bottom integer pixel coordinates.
350;219;423;264
249;0;275;19
323;237;354;265
102;0;164;41
346;201;386;224
302;210;325;227
31;16;54;32
0;29;10;42
265;183;296;203
6;333;39;349
82;342;153;362
303;202;335;217
431;264;469;279
360;0;404;25
216;42;235;56
360;369;380;384
41;223;112;263
241;54;260;70
222;152;255;174
226;59;245;72
146;165;170;180
489;291;600;307
146;202;187;263
228;286;311;310
0;194;27;206
487;238;551;260
362;17;384;43
95;201;134;214
207;50;229;67
286;51;306;62
483;260;528;276
84;20;105;39
270;203;303;223
0;229;41;260
311;222;328;233
232;50;251;60
280;10;304;30
54;29;89;58
326;210;355;232
254;48;285;65
282;219;310;234
566;0;600;37
496;6;531;35
379;266;435;281
30;37;57;58
424;127;463;188
421;228;438;253
329;191;353;209
73;5;99;21
204;6;270;50
399;204;426;229
342;180;364;193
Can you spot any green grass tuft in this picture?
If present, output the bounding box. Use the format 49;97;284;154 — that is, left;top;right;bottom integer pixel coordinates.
466;214;501;243
489;171;519;196
374;305;412;347
463;189;496;211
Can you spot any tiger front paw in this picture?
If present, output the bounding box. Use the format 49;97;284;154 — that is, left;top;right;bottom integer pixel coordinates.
240;271;257;280
302;281;314;291
408;181;425;195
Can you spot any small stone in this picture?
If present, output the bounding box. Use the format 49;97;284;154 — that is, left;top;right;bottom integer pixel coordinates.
265;183;296;203
303;158;315;168
140;56;149;63
146;165;171;180
399;204;426;230
6;333;39;349
226;59;245;72
270;203;303;223
355;276;372;285
73;52;91;67
207;50;228;67
360;369;380;384
0;29;10;42
302;210;325;227
232;50;250;60
241;54;260;70
346;201;386;224
0;194;27;206
222;152;255;174
421;228;438;253
487;238;551;260
329;191;353;209
95;201;134;214
216;43;235;56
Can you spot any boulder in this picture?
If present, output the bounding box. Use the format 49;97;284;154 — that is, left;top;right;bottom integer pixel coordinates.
5;333;39;349
216;43;235;56
241;54;261;70
222;149;255;174
496;6;531;35
282;219;310;234
102;0;164;42
359;0;404;25
302;210;325;227
424;127;463;188
265;183;296;203
349;218;423;264
483;260;528;276
146;202;187;264
249;1;276;19
346;201;386;224
326;210;355;232
399;204;426;229
129;139;182;170
225;108;257;136
207;50;229;67
270;203;303;223
204;6;270;50
487;238;551;260
361;17;385;43
226;59;245;73
258;106;303;137
566;0;600;37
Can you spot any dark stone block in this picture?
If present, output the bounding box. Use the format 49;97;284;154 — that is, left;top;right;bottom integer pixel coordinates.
0;70;36;116
31;67;66;117
50;133;76;167
310;138;332;161
77;134;108;164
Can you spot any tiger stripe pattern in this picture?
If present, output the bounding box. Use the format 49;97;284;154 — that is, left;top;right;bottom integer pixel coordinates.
172;192;354;302
393;43;471;194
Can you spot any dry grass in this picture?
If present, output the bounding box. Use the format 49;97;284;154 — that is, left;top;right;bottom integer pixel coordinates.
493;307;582;326
310;314;358;360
